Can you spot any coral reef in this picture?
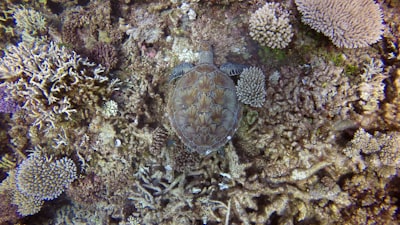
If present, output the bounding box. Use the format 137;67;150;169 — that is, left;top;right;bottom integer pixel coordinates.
236;66;266;107
249;2;293;49
295;0;384;48
0;0;400;224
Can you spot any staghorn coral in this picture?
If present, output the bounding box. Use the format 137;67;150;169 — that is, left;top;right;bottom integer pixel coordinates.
249;2;293;49
0;40;113;131
16;152;77;201
236;66;266;107
11;6;48;43
295;0;384;48
0;36;120;161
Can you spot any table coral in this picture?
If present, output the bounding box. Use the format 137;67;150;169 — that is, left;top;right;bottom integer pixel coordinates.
295;0;384;48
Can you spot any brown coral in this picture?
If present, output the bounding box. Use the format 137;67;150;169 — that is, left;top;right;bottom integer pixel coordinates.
90;42;118;72
382;69;400;129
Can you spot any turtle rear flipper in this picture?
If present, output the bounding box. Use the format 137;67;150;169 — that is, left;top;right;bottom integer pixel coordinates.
220;63;248;76
169;62;194;82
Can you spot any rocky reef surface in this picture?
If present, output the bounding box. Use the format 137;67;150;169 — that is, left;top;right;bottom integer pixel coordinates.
0;0;400;224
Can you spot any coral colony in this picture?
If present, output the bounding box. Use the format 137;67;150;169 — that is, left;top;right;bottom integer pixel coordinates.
0;0;399;224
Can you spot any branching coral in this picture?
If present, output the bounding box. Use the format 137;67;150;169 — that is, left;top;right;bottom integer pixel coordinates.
0;151;77;217
343;128;400;177
249;2;293;49
16;152;77;201
236;66;266;107
295;0;384;48
0;40;114;131
12;6;47;42
356;58;387;115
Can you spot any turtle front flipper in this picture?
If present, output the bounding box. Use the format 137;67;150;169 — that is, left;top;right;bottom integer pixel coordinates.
220;63;248;76
169;62;194;82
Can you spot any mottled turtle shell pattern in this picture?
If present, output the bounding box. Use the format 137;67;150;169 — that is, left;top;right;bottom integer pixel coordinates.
167;64;242;155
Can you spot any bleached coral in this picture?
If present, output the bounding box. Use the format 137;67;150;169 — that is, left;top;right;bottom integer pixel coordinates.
295;0;384;48
356;58;387;114
102;100;118;118
236;66;266;107
249;2;293;49
343;128;400;178
12;7;47;43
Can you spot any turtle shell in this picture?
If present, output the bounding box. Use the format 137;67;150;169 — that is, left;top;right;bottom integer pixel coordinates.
167;64;242;154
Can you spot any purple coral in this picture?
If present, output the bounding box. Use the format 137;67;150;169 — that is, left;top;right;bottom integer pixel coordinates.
0;85;19;114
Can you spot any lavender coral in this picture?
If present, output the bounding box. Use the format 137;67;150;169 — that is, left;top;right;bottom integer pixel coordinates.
249;2;293;49
0;85;19;113
295;0;384;48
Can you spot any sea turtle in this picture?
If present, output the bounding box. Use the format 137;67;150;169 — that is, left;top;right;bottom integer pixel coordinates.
167;45;246;155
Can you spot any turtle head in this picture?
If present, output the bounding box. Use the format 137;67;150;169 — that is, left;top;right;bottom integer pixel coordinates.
198;42;214;64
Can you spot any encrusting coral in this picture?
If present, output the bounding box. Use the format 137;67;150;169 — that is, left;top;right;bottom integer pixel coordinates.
249;2;293;49
295;0;384;48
